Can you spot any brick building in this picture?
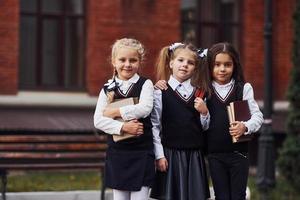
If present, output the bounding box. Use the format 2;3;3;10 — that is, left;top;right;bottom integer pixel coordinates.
0;0;296;165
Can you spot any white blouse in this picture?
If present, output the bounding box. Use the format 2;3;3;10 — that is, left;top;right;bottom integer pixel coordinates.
93;74;154;135
212;79;263;134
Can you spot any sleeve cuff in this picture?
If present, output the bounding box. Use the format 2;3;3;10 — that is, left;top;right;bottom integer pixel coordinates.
243;122;251;135
119;107;128;121
200;112;210;119
114;121;124;135
154;143;165;160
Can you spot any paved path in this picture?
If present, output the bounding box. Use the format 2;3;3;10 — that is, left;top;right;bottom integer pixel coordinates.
4;187;250;200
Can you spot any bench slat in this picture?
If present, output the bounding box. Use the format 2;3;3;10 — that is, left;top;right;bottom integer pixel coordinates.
0;134;107;143
0;152;106;159
0;163;104;169
0;143;107;151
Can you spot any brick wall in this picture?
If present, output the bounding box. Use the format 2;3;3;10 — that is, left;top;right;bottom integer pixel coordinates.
273;0;295;100
243;0;295;100
86;0;180;96
0;0;295;100
0;0;19;94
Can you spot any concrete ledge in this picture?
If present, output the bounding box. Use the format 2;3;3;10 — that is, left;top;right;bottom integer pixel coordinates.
5;190;112;200
4;187;250;200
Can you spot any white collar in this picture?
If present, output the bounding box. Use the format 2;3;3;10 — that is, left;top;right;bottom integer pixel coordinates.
168;75;193;91
104;73;140;88
212;79;235;89
115;73;140;85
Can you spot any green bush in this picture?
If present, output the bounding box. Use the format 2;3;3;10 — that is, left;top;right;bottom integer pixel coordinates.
277;0;300;192
277;136;300;191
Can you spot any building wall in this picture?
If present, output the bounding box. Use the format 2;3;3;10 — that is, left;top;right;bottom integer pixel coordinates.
86;0;180;96
0;0;296;100
243;0;295;100
0;0;19;94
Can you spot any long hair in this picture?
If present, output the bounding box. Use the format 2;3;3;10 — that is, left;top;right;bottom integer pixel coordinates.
155;43;211;95
207;42;245;83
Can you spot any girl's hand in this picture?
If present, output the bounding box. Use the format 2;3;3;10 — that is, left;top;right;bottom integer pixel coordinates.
121;119;144;136
103;107;120;119
156;158;168;172
194;97;208;115
229;121;247;139
154;80;168;90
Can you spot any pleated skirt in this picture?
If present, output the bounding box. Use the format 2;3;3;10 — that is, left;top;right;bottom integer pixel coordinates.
150;148;210;200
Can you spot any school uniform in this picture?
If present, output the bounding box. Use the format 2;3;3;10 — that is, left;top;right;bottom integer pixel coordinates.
206;79;263;200
93;74;155;192
150;76;210;200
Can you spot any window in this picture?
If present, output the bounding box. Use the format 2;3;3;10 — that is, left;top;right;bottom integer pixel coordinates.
181;0;241;49
19;0;85;90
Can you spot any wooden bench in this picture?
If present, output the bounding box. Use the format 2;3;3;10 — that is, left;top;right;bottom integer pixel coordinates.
0;131;107;200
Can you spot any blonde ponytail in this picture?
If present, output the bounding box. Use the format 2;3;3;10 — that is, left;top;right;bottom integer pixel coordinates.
156;46;172;81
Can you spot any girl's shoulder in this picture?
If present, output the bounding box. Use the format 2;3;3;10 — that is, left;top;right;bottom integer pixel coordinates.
139;75;152;82
138;76;154;86
235;81;253;91
243;82;253;90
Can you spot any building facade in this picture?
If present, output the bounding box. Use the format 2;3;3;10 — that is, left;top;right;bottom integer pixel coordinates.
0;0;296;165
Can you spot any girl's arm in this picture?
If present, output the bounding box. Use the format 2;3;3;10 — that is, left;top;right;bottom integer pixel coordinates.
200;112;210;131
93;89;124;135
242;83;264;134
119;79;154;120
151;89;165;160
194;97;210;130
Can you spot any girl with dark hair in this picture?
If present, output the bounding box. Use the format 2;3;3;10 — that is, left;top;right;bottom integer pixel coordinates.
205;42;263;200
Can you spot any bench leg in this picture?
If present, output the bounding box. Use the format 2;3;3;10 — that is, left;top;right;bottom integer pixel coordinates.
0;171;7;200
100;168;106;200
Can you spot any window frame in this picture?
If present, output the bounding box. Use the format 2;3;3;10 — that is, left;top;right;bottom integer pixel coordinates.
19;0;86;91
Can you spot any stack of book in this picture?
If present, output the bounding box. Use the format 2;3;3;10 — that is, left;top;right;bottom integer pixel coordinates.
227;100;253;143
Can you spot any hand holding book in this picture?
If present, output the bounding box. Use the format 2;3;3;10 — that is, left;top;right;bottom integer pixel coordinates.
229;121;248;142
106;97;142;142
194;89;209;115
227;100;252;143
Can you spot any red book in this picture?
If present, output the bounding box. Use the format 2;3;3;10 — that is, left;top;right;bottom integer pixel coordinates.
194;89;205;98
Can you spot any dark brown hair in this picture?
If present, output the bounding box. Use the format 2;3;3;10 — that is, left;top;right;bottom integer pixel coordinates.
207;42;245;83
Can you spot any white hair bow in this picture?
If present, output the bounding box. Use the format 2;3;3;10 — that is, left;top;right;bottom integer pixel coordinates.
169;42;185;52
197;48;208;58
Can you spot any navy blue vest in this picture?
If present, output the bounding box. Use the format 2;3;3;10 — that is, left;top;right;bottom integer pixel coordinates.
104;77;153;151
161;86;204;149
206;82;248;153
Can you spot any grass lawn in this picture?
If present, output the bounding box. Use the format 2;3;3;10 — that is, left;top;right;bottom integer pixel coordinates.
6;170;101;192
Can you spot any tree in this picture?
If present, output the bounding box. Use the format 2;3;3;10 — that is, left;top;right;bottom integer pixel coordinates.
277;0;300;190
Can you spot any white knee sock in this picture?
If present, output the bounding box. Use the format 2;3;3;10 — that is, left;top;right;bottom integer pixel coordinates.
130;187;150;200
113;189;130;200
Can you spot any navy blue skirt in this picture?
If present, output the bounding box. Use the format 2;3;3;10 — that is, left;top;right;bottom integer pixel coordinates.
150;148;210;200
105;147;155;191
